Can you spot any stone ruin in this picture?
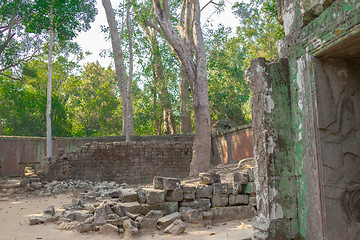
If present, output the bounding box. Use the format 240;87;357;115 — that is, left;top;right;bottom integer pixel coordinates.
26;172;257;237
246;0;360;239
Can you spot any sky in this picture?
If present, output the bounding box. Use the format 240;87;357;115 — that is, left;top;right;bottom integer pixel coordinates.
76;0;239;67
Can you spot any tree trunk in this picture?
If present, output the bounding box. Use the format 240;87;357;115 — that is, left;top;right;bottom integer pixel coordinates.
46;4;54;159
0;112;3;135
102;0;134;140
153;0;211;176
179;62;192;133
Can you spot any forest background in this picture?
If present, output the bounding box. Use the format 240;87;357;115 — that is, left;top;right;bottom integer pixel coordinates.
0;0;284;138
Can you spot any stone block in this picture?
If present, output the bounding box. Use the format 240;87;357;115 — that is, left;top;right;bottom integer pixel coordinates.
211;206;256;222
197;198;211;211
196;184;213;198
119;188;139;203
229;194;249;206
179;200;198;209
231;182;242;195
247;168;255;182
163;178;181;190
249;196;257;206
77;222;94;233
145;188;166;204
74;210;92;222
141;202;179;216
233;172;249;185
44;206;55;216
211;194;228;207
138;210;163;228
29;216;45;225
123;219;139;238
164;219;186;235
100;223;119;235
213;183;231;195
199;172;221;185
157;212;182;230
181;184;197;194
180;208;203;223
153;176;164;190
183;193;195;200
165;188;183;202
118;202;141;215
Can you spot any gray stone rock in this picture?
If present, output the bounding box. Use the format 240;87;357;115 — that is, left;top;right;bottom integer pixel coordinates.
44;206;55;216
56;221;78;230
196;184;213;198
181;184;197;194
94;202;111;225
73;210;92;222
183;193;195;200
153;176;164;190
211;206;256;222
247;168;255;182
118;202;141;215
138;210;163;229
249;196;257;206
233;172;249;185
44;213;59;224
229;194;249;206
136;189;146;204
199;172;221;185
29;216;45;225
63;211;75;221
157;212;182;230
180;208;203;223
213;183;232;195
211;194;228;207
179;200;198;209
197;198;211;211
166;188;183;202
100;223;119;235
119;188;139;202
123;219;139;238
164;219;186;235
144;188;165;204
77;222;94;233
231;182;242;195
30;182;42;189
163;178;181;190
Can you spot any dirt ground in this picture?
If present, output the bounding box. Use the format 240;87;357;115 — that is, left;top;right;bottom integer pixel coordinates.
0;159;255;240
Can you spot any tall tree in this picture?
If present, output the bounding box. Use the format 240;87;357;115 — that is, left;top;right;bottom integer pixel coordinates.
26;0;97;158
153;0;211;176
102;0;134;141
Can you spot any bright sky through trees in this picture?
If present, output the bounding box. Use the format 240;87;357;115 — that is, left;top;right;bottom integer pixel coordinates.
76;0;238;67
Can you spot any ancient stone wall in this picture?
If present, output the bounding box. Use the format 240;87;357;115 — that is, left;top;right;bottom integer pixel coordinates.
46;141;193;184
211;125;253;165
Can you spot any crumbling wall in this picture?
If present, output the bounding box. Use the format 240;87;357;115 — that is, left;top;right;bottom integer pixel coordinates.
46;141;193;184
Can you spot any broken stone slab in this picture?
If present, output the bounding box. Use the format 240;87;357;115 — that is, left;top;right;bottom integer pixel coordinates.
153;176;164;190
199;172;221;185
164;219;186;235
196;184;213;198
228;194;249;206
137;210;163;228
211;194;229;207
94;202;113;225
44;213;60;224
44;206;55;216
77;222;94;233
157;212;182;230
213;183;232;195
233;172;249;185
179;208;203;224
211;206;256;222
136;189;146;204
243;182;256;196
163;178;181;190
144;188;166;205
166;188;183;202
118;202;141;215
141;201;179;216
29;216;45;225
197;198;211;211
100;223;119;235
123;219;139;238
73;210;92;222
119;188;139;203
63;211;75;221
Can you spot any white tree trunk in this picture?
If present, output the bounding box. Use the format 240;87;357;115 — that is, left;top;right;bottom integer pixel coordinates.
46;5;54;159
102;0;134;140
153;0;211;176
179;62;192;134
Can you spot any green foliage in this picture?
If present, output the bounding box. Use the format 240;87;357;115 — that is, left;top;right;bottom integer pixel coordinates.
232;0;285;67
206;25;251;125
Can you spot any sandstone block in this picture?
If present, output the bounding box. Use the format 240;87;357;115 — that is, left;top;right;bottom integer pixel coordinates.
164;219;186;235
180;208;203;223
118;202;141;215
165;188;183;202
153;176;164;190
249;196;257;206
119;188;139;202
77;222;94;233
211;194;228;207
244;182;256;196
163;178;181;190
197;198;211;211
157;212;182;230
199;172;220;185
100;223;119;235
183;193;195;200
29;216;45;225
138;210;163;228
196;184;213;198
179;200;198;209
181;184;197;194
145;188;166;204
44;205;55;216
211;206;256;222
229;194;249;206
233;172;249;185
247;168;255;182
74;210;92;222
213;183;231;195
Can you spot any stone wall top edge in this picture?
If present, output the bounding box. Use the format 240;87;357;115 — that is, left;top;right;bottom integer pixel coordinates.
212;124;252;137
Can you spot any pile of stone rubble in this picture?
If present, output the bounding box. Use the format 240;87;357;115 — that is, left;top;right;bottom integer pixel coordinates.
27;170;256;237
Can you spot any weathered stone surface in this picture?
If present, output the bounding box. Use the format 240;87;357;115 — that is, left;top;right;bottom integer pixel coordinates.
229;194;249;206
183;193;195;200
199;172;221;185
179;200;198;209
166;188;183;202
211;194;229;207
77;222;94;233
181;184;197;194
163;178;181;190
119;188;139;203
94;202;112;225
196;184;213;198
44;213;59;223
211;206;255;222
243;182;256;196
44;206;55;216
123;219;139;238
231;182;242;195
213;183;232;195
63;211;75;221
100;223;118;235
153;176;164;190
247;168;255;182
144;188;166;204
249;196;257;206
148;202;179;215
233;172;249;185
136;189;146;204
197;198;211;211
180;208;203;223
74;210;92;222
138;210;163;228
118;202;141;215
157;212;182;230
164;219;186;235
29;216;45;225
56;222;78;230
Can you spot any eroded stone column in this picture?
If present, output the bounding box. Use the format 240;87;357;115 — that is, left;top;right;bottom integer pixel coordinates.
246;58;298;239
